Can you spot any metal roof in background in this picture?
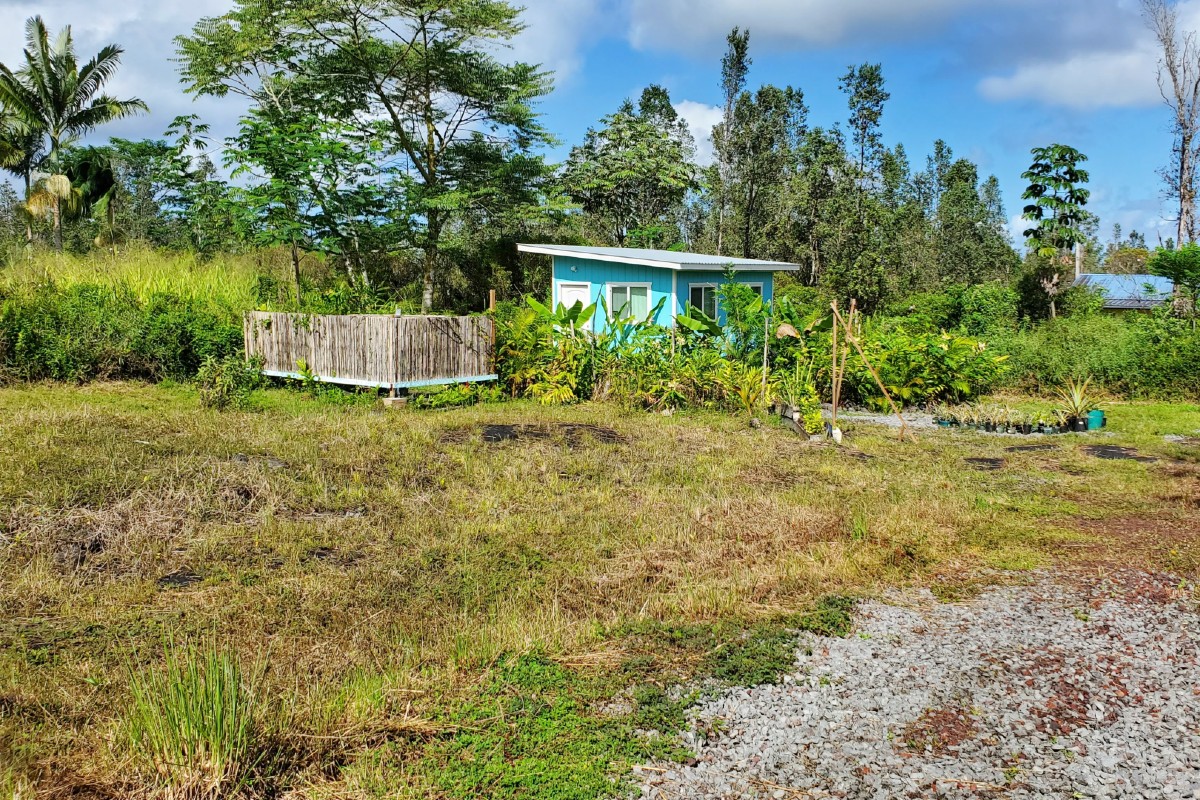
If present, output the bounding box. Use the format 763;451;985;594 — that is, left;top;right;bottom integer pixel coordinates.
1073;273;1175;310
516;243;802;271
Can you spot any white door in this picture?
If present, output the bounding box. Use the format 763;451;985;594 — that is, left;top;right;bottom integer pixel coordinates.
558;283;591;327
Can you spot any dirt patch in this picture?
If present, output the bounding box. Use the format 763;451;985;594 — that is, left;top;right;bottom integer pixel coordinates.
157;570;202;589
1069;514;1200;579
480;423;625;447
1082;445;1157;463
901;705;979;754
966;457;1004;471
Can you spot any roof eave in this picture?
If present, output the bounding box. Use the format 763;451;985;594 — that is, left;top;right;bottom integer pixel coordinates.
516;244;801;272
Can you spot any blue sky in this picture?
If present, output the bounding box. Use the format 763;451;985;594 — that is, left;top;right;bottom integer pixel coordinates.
0;0;1189;245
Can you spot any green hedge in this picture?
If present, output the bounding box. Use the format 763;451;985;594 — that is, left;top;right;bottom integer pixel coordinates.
989;311;1200;397
0;282;243;383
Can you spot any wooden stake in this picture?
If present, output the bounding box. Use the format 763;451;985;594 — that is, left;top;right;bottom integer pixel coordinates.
831;302;914;442
761;300;771;398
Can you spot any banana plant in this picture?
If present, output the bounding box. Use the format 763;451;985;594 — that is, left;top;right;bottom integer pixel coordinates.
526;296;596;335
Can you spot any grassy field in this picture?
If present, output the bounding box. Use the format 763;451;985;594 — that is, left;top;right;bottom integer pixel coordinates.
0;248;264;308
1;383;1198;798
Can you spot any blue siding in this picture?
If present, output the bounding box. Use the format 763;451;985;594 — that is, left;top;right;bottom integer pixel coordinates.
552;256;674;330
550;255;777;330
676;270;774;324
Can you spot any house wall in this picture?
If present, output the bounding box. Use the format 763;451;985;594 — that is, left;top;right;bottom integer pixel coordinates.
550;255;778;329
551;256;674;329
675;270;774;324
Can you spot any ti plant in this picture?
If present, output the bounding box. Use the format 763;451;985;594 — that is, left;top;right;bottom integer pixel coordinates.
1055;376;1097;420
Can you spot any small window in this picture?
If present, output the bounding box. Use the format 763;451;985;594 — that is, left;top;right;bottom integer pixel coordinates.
610;284;650;318
749;284;763;297
689;285;718;318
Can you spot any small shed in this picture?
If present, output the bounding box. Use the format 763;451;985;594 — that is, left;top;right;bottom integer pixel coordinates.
516;244;801;329
1073;273;1175;311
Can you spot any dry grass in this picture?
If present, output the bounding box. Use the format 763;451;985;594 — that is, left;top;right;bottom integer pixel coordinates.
0;382;1197;798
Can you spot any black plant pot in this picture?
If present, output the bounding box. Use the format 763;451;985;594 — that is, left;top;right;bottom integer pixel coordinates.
1021;424;1033;435
1037;422;1046;434
1071;418;1088;433
985;422;996;432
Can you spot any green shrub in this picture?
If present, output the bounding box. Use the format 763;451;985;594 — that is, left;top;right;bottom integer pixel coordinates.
197;355;264;410
842;327;1007;410
126;644;269;798
0;281;242;383
410;382;505;410
959;282;1018;335
989;310;1200;397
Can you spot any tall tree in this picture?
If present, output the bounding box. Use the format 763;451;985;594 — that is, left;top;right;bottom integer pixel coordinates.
935;160;1017;284
561;92;698;247
838;63;890;217
714;85;806;259
0;16;147;250
179;0;553;312
1021;144;1091;318
715;27;751;256
1144;0;1200;244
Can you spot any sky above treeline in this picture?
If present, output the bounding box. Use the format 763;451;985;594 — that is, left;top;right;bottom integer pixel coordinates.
0;0;1189;245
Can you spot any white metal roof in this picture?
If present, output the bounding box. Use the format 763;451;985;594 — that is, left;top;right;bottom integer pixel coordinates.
516;243;801;272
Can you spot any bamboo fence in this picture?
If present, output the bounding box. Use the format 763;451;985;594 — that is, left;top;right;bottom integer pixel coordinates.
243;311;495;388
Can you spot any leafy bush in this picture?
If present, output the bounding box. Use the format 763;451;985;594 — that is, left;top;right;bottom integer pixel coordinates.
410;382;505;410
0;281;242;383
841;327;1007;410
958;282;1018;335
197;354;264;410
989;309;1200;397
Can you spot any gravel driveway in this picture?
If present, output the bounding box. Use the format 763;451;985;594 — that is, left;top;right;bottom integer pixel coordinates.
637;571;1200;799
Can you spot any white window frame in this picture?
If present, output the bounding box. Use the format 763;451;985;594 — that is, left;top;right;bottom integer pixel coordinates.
687;283;719;318
607;282;653;319
746;282;764;297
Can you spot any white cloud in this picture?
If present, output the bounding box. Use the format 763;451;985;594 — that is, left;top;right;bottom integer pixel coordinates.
0;1;240;145
675;99;722;166
625;0;989;51
977;0;1200;109
978;42;1161;109
510;0;608;83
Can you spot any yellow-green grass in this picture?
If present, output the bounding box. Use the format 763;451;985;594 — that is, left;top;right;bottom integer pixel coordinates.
0;383;1197;798
0;247;262;308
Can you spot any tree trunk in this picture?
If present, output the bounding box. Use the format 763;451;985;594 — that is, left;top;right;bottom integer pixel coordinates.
23;173;32;245
422;214;443;313
422;251;435;313
291;238;302;307
52;197;62;252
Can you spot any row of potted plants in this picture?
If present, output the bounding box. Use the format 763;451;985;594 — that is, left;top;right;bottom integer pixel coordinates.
932;378;1106;435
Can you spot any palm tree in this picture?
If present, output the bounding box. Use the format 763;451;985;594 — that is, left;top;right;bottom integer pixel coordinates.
64;145;120;254
0;109;43;243
0;16;147;250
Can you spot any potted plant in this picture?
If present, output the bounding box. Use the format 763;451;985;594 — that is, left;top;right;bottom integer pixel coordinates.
1056;377;1097;433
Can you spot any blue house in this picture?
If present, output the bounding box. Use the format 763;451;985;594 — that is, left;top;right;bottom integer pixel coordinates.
1073;273;1175;311
516;244;801;330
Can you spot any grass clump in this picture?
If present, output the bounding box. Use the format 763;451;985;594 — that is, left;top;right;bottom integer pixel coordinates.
126;643;269;799
707;596;856;686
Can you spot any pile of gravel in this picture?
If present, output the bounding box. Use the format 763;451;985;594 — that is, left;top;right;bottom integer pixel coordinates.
636;572;1200;799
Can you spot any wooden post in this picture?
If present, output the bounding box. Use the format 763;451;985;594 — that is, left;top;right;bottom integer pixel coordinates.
831;301;840;428
761;300;771;398
831;302;914;442
488;289;497;374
